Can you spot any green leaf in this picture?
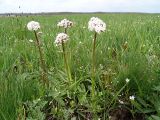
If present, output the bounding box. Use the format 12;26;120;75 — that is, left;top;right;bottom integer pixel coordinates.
151;115;160;120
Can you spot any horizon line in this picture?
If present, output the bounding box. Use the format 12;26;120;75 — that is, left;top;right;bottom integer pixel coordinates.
0;11;160;15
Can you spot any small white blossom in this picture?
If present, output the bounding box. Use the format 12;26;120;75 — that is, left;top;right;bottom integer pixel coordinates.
142;44;146;47
129;95;135;100
88;17;106;34
125;78;130;83
29;39;33;43
124;41;128;44
119;100;124;104
80;66;84;69
99;64;104;69
57;19;73;28
55;33;69;46
27;21;40;31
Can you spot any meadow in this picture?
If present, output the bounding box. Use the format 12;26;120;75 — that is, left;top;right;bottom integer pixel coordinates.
0;13;160;120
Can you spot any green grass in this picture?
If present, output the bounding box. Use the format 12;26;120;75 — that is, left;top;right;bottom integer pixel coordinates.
0;13;160;120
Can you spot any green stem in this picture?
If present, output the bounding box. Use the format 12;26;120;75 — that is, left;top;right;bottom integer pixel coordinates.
34;31;49;87
62;41;72;83
91;32;97;114
64;28;67;34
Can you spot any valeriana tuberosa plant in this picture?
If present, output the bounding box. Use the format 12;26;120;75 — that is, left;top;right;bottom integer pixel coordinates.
88;17;106;112
55;33;72;83
27;21;49;87
57;19;73;34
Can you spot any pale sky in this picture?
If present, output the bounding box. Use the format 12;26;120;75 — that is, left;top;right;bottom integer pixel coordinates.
0;0;160;13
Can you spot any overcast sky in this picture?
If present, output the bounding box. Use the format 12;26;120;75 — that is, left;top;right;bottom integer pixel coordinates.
0;0;160;13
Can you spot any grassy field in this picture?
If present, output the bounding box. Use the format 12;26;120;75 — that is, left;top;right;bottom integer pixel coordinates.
0;13;160;120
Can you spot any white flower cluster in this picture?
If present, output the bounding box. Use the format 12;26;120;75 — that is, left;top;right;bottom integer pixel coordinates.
57;19;73;28
27;21;40;31
129;95;135;100
88;17;106;34
55;33;69;46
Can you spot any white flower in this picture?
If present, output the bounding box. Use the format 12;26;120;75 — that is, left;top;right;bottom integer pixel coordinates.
129;95;135;100
88;17;106;34
119;100;124;104
57;19;73;28
29;39;33;43
79;41;82;44
27;21;40;31
124;41;128;44
99;64;103;69
55;33;69;46
125;78;130;83
142;44;146;47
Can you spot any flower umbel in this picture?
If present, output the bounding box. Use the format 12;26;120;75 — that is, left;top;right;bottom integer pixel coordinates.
55;33;69;46
88;17;106;34
129;95;135;100
27;21;40;31
57;19;73;28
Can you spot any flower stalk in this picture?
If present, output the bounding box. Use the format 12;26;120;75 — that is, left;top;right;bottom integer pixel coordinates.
63;23;72;83
64;28;67;34
55;33;72;83
34;30;49;87
91;32;97;115
61;41;72;82
91;32;97;99
88;17;106;116
56;19;73;82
